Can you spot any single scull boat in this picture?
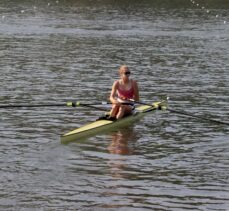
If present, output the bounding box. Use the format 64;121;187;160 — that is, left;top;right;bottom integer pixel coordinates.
61;101;167;144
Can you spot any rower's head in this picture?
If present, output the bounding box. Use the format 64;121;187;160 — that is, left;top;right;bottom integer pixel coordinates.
119;65;131;77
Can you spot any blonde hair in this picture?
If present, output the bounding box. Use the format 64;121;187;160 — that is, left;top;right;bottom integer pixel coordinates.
119;65;129;74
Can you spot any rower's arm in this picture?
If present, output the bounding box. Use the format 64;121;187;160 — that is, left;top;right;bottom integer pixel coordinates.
110;81;119;104
133;80;139;101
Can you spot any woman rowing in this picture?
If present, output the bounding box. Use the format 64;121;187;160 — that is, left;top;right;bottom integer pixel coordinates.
109;65;139;120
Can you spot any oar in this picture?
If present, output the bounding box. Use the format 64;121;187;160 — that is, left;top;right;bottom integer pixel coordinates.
69;102;108;111
0;101;109;111
128;99;229;126
166;108;229;125
0;103;66;108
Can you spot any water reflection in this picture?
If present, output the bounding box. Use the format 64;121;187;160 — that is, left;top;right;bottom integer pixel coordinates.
107;128;137;155
106;128;138;181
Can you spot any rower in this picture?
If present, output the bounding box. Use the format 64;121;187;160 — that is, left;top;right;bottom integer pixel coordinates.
109;65;139;120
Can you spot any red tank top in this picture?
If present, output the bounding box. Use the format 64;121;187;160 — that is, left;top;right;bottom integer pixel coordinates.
117;80;134;100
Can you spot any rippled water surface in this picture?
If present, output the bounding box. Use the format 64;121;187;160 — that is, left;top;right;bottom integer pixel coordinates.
0;0;229;210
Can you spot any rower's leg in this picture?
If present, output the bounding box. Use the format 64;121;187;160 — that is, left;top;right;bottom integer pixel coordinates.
116;105;132;119
109;104;119;118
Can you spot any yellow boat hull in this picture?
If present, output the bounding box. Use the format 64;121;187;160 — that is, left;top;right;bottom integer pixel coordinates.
61;101;165;144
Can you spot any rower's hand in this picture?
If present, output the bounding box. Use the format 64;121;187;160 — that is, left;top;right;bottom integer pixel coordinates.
114;100;121;105
116;98;129;104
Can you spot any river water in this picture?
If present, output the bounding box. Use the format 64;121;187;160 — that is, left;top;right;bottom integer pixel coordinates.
0;0;229;210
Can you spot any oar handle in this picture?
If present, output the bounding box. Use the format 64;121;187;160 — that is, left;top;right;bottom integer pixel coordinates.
128;99;168;109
